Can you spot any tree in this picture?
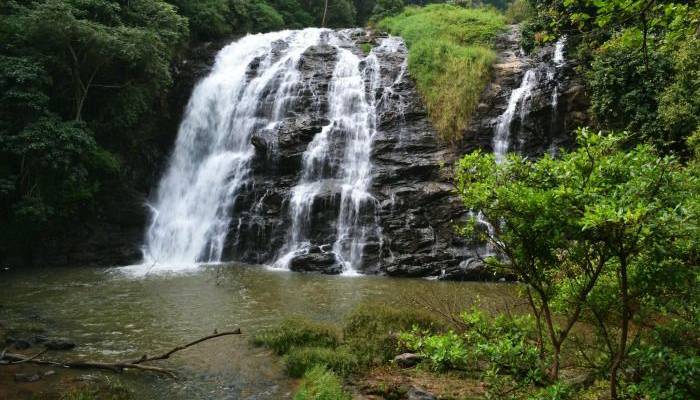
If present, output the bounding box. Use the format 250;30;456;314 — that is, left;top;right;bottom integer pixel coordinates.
456;129;697;396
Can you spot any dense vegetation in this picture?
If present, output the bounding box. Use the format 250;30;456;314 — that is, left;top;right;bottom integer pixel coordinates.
378;4;506;142
455;130;699;399
521;0;699;155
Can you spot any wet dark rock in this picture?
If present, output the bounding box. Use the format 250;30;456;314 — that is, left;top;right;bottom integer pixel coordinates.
45;339;75;350
463;25;587;157
33;334;48;344
11;339;31;350
394;352;422;368
14;373;42;383
289;253;342;275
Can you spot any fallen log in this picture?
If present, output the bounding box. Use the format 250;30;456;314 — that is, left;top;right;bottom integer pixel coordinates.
0;329;242;379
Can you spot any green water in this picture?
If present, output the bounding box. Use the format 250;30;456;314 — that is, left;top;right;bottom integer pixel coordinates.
0;264;513;399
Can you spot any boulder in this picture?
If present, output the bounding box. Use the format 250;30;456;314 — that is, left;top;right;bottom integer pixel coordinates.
14;373;41;383
289;253;342;275
393;352;422;368
407;386;437;400
45;338;75;351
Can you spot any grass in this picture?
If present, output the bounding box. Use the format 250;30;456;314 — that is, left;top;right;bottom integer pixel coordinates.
284;346;359;378
251;317;340;355
58;377;133;400
378;5;506;142
252;302;444;383
293;366;351;400
343;303;445;365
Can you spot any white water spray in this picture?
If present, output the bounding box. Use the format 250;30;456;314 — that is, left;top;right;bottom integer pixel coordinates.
492;69;538;163
138;30;323;273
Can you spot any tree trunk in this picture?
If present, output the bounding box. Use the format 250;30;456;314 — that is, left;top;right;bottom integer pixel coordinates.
610;254;630;400
321;0;329;27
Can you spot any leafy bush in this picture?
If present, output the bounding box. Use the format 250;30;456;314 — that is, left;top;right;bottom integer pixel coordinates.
399;309;542;380
293;366;351;400
284;346;359;377
621;344;700;400
370;0;404;22
587;29;673;150
378;4;505;142
399;329;471;371
60;377;134;400
251;318;340;354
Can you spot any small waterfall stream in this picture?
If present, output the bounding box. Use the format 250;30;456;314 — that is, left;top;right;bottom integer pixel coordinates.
492;36;567;162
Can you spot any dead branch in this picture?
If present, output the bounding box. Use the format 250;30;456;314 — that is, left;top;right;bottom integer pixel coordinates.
1;353;177;378
0;329;242;379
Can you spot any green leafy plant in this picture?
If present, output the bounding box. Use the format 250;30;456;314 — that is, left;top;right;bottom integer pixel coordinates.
293;366;352;400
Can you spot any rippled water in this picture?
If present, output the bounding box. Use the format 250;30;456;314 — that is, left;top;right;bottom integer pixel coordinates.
0;265;513;399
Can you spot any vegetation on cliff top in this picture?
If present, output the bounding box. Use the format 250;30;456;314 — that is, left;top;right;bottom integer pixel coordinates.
378;4;506;142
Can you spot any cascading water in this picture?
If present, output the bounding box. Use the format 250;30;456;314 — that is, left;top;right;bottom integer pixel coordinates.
135;27;408;275
275;35;403;274
492;69;537;163
493;36;566;162
550;36;567;110
140;29;323;270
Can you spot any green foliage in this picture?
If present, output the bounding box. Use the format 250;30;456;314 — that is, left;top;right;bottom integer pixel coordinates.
167;0;231;39
528;0;700;153
0;0;187;253
369;0;404;22
293;366;352;400
284;346;359;377
399;309;542;379
249;0;286;31
657;38;700;151
399;329;470;371
378;4;505;142
505;0;532;24
587;29;673;150
251;318;341;354
60;377;134;400
622;344;700;400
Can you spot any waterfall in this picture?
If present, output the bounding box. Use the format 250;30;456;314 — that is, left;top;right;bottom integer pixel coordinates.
550;36;567;110
276;34;402;274
492;69;537;163
136;27;407;275
141;29;323;268
493;36;566;163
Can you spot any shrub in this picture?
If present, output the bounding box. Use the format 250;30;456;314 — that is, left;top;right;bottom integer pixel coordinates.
60;377;133;400
284;346;359;378
399;309;543;379
293;366;352;400
251;318;340;354
399;329;471;371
